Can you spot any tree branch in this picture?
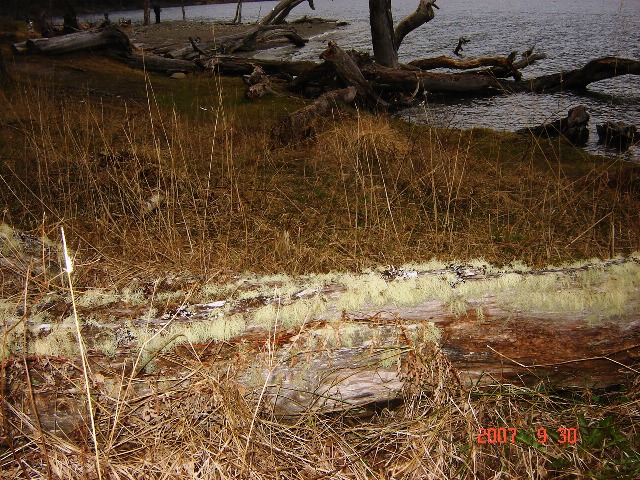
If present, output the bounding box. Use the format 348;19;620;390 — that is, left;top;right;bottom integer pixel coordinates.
394;0;438;50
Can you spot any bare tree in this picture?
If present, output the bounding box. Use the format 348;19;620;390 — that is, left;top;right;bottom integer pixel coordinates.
260;0;315;25
369;0;438;68
143;0;150;26
233;0;243;24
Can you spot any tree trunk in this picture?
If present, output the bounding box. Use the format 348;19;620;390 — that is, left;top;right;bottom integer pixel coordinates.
232;0;243;24
369;0;438;68
260;0;315;25
143;0;150;26
181;0;186;21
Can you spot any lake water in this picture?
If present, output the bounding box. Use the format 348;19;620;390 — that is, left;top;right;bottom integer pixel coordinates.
83;0;640;158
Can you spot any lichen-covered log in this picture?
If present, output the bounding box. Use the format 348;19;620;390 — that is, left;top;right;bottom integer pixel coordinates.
3;256;639;438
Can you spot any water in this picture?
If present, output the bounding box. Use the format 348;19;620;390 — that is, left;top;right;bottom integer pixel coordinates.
83;0;640;158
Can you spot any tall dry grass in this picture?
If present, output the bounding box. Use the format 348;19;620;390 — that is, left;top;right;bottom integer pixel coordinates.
1;73;639;291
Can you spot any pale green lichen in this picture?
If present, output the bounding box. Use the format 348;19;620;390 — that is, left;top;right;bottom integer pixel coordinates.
253;297;325;329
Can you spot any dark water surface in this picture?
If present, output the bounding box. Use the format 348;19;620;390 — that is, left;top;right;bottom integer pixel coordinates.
84;0;640;158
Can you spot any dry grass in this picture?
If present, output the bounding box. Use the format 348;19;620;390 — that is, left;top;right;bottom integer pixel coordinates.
1;49;640;479
2;66;640;291
1;341;639;479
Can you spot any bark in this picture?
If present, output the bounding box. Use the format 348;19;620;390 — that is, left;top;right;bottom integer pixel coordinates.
260;0;315;25
14;27;131;55
276;86;357;143
232;0;243;24
369;0;397;68
394;0;437;50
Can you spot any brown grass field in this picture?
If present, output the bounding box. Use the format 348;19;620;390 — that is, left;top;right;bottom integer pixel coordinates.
1;19;639;479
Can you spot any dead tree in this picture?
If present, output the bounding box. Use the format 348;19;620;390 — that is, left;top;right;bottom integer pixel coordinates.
232;0;243;24
369;0;439;68
260;0;315;25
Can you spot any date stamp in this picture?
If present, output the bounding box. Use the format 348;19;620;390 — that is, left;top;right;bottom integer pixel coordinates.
478;427;579;445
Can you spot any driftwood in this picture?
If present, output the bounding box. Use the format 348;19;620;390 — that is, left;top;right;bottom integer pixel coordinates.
199;55;316;77
517;105;590;146
164;25;307;59
320;41;388;108
276;86;357;143
117;52;201;73
596;121;639;150
409;52;522;80
357;56;640;96
244;65;274;100
12;26;131;55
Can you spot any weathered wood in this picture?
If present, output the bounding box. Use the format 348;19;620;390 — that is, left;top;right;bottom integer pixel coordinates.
320;41;388;108
517;105;590;146
409;53;522;80
276;86;357;143
244;65;274;100
260;0;316;25
360;56;640;96
200;55;317;77
4;257;639;430
117;52;201;73
526;56;640;93
16;27;131;55
166;25;307;58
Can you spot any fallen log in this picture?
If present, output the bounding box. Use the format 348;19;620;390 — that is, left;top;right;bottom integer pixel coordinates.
275;86;357;143
3;256;639;436
117;52;201;73
164;24;307;59
13;26;131;55
200;55;316;77
409;52;522;80
360;56;640;96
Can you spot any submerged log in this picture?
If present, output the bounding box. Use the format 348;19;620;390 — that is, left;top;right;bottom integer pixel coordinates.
13;26;131;55
517;105;590;146
596;121;639;150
